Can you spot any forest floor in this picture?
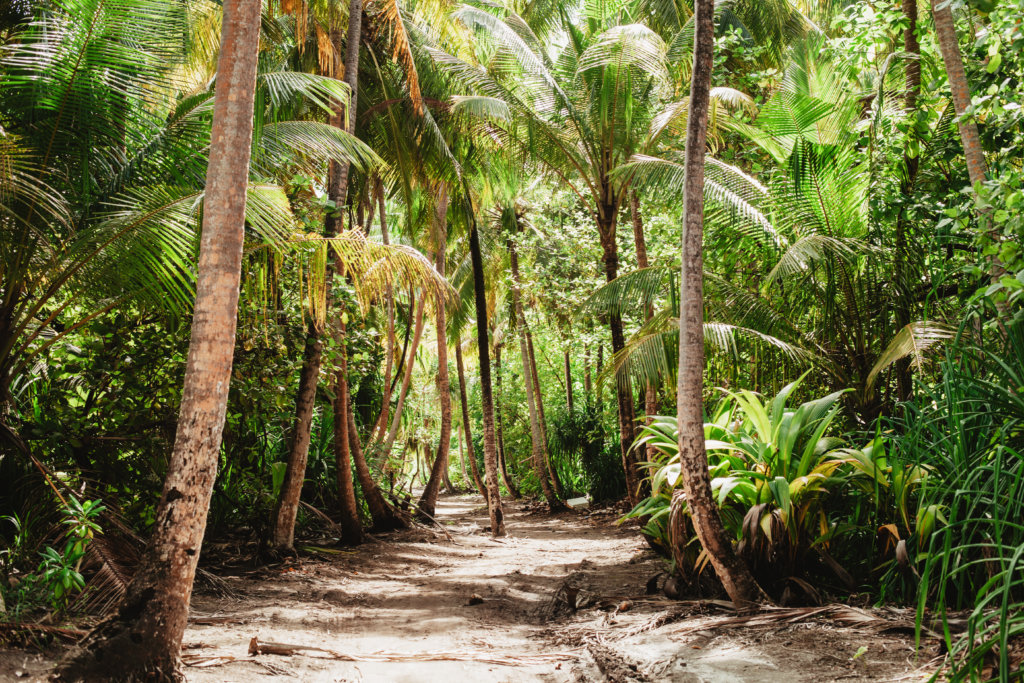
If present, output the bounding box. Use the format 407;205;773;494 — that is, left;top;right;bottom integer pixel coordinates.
2;493;943;682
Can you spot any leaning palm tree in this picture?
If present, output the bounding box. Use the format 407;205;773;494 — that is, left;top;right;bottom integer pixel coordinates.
54;0;263;677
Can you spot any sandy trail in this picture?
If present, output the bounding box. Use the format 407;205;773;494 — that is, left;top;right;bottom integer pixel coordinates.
184;494;646;682
2;493;935;681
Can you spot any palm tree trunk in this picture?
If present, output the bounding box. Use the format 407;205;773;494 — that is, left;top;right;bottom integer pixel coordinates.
493;342;520;498
528;329;565;500
55;2;261;676
509;236;562;511
598;209;641;507
676;0;766;608
931;0;1010;317
894;0;922;402
271;0;363;553
630;191;660;456
270;323;323;552
333;320;364;544
380;293;427;454
418;186;452;518
469;213;505;535
455;339;488;500
347;403;406;530
327;0;365;542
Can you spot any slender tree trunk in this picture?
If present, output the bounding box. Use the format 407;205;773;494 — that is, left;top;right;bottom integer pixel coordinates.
380;294;426;454
894;0;922;402
469;214;505;535
456;340;488;500
418;186;452;518
333;320;364;544
493;342;520;498
271;0;363;553
327;0;365;542
55;2;261;677
631;191;660;455
598;209;641;507
457;421;467;485
564;348;573;413
528;329;565;500
270;323;323;552
676;0;766;608
347;403;406;530
583;344;592;397
371;185;396;441
509;236;562;510
931;0;1010;318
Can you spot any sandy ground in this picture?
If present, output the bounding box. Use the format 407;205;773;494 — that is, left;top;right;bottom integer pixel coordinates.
1;493;941;682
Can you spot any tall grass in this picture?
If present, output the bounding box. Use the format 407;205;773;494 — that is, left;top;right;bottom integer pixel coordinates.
890;322;1024;681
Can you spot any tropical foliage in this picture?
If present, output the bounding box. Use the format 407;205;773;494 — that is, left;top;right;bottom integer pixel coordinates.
0;0;1022;678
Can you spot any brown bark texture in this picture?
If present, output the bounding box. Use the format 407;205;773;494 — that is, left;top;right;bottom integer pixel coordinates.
271;325;323;552
598;211;642;507
630;191;660;450
271;0;363;552
676;0;767;608
509;236;562;510
333;326;364;544
469;217;505;535
347;401;406;530
455;340;488;500
418;186;452;518
54;2;262;679
931;0;1010;318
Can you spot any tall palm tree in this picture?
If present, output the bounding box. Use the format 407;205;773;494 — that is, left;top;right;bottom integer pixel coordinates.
55;0;263;676
435;9;674;505
605;41;954;422
467;188;506;534
418;183;455;518
674;0;766;608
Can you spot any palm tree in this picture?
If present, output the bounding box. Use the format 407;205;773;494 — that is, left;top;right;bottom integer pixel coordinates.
0;0;375;468
674;0;766;608
54;0;263;676
434;9;673;505
930;0;1009;321
606;42;954;422
467;190;506;534
417;183;455;518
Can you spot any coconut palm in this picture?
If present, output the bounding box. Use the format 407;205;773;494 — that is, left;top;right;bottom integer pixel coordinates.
0;0;377;463
604;41;954;422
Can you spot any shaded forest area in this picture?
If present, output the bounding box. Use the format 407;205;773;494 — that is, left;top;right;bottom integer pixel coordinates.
0;0;1022;680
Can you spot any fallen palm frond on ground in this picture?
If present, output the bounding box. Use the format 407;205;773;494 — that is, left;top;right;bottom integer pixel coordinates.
0;621;89;643
554;602;963;647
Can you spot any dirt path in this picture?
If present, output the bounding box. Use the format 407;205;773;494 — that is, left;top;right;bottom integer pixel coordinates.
2;494;938;681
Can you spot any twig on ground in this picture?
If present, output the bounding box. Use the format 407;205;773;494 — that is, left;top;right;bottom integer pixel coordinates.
243;636;580;666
